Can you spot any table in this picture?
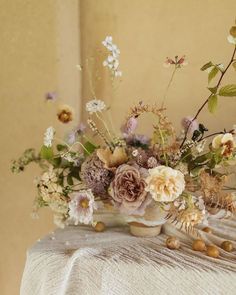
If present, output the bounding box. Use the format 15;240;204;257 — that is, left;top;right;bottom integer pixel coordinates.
20;217;236;295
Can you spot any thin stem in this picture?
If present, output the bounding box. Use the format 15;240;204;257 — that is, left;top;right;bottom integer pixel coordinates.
86;58;97;98
95;112;114;141
157;125;168;166
161;67;177;108
66;141;90;155
180;45;236;149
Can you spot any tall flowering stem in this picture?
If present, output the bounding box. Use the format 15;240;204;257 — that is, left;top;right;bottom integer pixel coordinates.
161;67;177;108
180;45;236;149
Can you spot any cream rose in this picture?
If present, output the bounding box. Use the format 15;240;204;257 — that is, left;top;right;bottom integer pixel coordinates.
145;166;185;202
212;133;235;157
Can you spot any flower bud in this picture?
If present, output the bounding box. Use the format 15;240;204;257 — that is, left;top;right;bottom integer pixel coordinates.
230;26;236;38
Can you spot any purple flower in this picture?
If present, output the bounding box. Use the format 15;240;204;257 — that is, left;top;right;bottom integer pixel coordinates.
181;116;198;134
123;133;150;146
45;91;57;101
121;117;138;134
67;123;86;144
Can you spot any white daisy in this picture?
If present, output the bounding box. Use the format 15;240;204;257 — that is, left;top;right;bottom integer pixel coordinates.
86;99;106;114
68;190;97;225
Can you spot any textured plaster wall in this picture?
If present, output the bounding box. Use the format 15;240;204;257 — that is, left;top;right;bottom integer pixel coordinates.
81;0;236;136
0;1;81;294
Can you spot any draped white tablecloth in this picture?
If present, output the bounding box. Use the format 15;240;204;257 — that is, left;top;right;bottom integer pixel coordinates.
21;217;236;295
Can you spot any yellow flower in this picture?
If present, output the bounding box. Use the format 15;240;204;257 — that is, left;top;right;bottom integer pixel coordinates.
145;166;185;202
96;147;128;169
57;104;74;123
212;133;235;157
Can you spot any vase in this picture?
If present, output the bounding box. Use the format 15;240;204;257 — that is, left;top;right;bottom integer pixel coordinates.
129;222;162;237
93;200;126;227
126;204;167;237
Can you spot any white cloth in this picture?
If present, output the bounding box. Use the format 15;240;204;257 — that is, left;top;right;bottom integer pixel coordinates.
21;217;236;295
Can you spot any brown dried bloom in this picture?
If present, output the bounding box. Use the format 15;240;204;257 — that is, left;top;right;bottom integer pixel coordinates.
199;170;235;212
80;153;113;197
97;147;128;170
57;105;73;123
109;164;150;215
177;208;204;230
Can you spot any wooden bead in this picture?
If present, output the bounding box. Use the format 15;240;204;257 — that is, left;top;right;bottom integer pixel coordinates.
192;239;206;252
206;245;220;258
221;241;233;252
94;222;106;232
202;227;212;234
166;236;180;250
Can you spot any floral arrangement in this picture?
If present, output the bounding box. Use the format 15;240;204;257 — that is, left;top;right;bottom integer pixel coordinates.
12;24;236;241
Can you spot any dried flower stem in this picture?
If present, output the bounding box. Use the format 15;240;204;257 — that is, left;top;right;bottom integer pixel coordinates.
86;58;97;98
161;67;177;108
180;45;236;149
87;118;113;150
95;112;114;141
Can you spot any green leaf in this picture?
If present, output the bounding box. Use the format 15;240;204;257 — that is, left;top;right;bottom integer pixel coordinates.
83;141;97;155
201;61;213;71
208;86;218;94
219;84;236;97
208;66;219;84
208;95;218;113
40;146;53;160
56;144;67;152
67;174;74;185
232;62;236;71
51;157;61;168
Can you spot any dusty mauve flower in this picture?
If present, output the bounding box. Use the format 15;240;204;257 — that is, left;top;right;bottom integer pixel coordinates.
57;105;73;123
45;91;57;102
181;116;198;134
121;117;138;134
145;166;185;202
80;153;113;197
123;133;150;147
109;164;150;215
212;133;235;157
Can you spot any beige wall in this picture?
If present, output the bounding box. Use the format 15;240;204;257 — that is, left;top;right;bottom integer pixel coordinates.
81;0;236;135
0;1;81;294
1;0;236;294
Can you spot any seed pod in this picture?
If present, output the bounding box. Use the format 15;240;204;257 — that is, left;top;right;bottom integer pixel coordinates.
166;236;180;250
192;239;206;252
206;245;220;258
221;241;233;252
93;222;106;232
202;227;212;234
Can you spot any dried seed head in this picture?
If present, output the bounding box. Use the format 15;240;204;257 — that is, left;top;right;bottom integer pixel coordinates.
206;245;220;258
166;236;180;250
192;239;206;252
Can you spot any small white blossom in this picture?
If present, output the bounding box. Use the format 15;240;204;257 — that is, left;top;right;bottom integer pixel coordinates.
227;35;236;45
41;166;57;183
44;126;55;147
102;36;122;77
86;99;106;114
